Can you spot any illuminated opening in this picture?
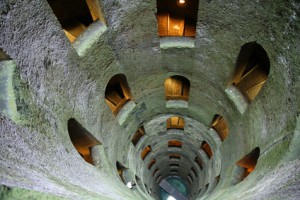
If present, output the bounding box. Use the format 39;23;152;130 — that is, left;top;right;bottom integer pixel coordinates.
131;127;145;146
165;76;190;101
191;167;197;177
201;141;213;159
169;154;181;159
210;114;229;141
230;42;270;102
67;118;101;164
116;161;132;186
168;140;182;148
141;145;151;160
167;116;185;130
47;0;105;42
188;174;193;182
156;175;162;182
156;0;199;37
105;74;132;116
153;168;159;176
148;159;156;170
0;49;10;61
195;157;203;170
216;175;220;185
167;196;176;200
236;147;260;182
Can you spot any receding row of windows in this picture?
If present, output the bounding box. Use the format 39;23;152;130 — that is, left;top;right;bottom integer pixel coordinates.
146;146;260;192
46;0;200;43
131;114;228;149
104;42;269;121
104;74;190;116
67;117;259;193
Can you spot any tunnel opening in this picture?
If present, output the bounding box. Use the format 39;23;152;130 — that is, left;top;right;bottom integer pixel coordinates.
156;0;199;37
67;118;101;165
159;176;189;200
229;42;270;102
105;74;132;116
47;0;105;42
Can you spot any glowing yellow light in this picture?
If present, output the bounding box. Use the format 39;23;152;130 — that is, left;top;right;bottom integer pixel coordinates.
179;0;185;4
173;25;180;30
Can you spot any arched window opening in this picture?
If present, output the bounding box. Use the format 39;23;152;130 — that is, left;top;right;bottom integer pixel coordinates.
168;140;182;148
167;116;185;130
47;0;105;42
235;147;260;182
230;42;270;102
201;141;213;159
135;175;145;192
170;169;178;173
148;159;156;170
156;0;199;37
186;178;191;185
153;168;159;177
204;183;209;192
210;114;229;141
191;167;198;177
0;49;10;61
195;157;203;170
165;76;190;101
131;127;145;146
105;74;132;116
170;163;179;167
188;174;193;182
169;154;181;160
116;161;133;188
67;118;101;165
141;145;151;160
156;175;162;182
215;175;220;185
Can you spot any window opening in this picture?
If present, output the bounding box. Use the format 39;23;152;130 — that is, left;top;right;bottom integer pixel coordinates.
169;154;181;159
131;127;145;146
170;163;179;167
168;140;182;148
167;116;185;130
141;145;151;160
191;167;197;177
105;74;132;116
148;159;156;170
236;147;260;181
165;75;190;101
195;157;203;170
153;168;159;177
188;174;193;182
210;114;229;141
201;141;213;159
156;0;199;37
156;175;162;182
67;118;101;164
0;49;10;61
116;161;133;188
230;42;270;102
47;0;105;42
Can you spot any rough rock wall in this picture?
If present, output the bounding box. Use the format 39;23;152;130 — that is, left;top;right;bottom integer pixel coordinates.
0;0;299;200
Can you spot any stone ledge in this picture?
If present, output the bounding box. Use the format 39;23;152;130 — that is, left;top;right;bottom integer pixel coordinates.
225;85;248;114
73;21;107;57
0;60;18;121
160;37;195;49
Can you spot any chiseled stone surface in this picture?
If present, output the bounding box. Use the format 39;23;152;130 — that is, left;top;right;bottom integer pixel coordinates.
0;0;299;200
